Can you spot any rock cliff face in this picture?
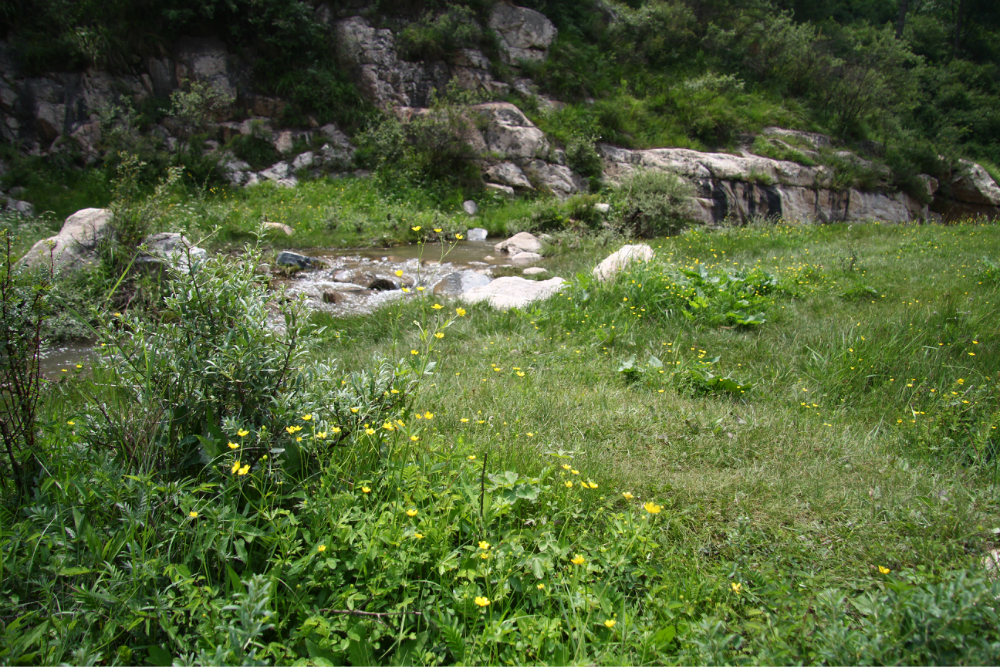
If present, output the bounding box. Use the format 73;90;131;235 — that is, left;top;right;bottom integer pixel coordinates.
601;145;963;224
1;5;998;224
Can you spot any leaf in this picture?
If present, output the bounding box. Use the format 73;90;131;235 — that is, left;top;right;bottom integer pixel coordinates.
57;567;92;576
146;645;173;666
440;623;466;662
653;625;677;646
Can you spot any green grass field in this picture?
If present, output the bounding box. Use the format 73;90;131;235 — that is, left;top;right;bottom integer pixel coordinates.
3;203;1000;663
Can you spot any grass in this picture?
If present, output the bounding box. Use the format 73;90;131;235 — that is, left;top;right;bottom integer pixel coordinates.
3;185;1000;662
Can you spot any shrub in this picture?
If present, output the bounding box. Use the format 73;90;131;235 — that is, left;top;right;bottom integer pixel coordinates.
615;169;694;237
397;6;485;61
0;230;50;495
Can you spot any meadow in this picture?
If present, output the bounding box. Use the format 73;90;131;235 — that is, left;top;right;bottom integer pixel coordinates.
2;181;1000;664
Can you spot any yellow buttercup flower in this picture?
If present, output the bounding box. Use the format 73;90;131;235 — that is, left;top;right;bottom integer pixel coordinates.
537;583;545;590
565;481;573;488
331;426;341;433
468;454;476;460
411;225;421;231
432;303;443;309
285;425;303;434
365;428;376;435
571;554;586;565
479;541;490;550
731;582;742;594
395;270;404;277
350;408;359;413
411;349;419;355
879;565;890;574
562;464;571;470
480;552;489;559
456;307;466;316
622;492;634;500
316;432;327;439
424;411;434;419
189;511;198;518
302;414;312;421
228;442;239;449
474;596;490;607
433;228;442;232
604;619;616;629
317;544;327;553
238;464;250;476
414;533;424;539
643;502;662;514
231;461;240;474
410;435;419;441
237;429;249;437
456;234;464;240
406;509;418;517
434;332;444;339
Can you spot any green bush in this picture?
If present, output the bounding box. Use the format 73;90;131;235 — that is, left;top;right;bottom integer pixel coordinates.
397;6;486;61
615;170;694;237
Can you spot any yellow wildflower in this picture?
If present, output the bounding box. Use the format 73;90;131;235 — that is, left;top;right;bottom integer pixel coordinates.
232;461;240;474
189;511;198;518
362;486;371;494
410;435;419;441
731;582;741;594
406;509;418;517
228;442;239;449
414;533;424;539
456;307;466;316
302;414;312;421
434;332;444;339
365;428;376;435
316;432;327;439
474;596;490;607
237;429;249;437
643;502;662;514
424;411;434;419
623;492;634;500
317;544;327;553
479;541;490;550
604;619;616;629
432;303;443;309
565;481;573;488
395;270;404;277
412;226;421;231
238;464;250;476
571;554;586;565
879;565;890;574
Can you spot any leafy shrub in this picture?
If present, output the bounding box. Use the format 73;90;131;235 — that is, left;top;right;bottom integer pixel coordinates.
397;6;485;61
615;170;694;237
169;80;234;138
0;230;50;495
751;136;817;166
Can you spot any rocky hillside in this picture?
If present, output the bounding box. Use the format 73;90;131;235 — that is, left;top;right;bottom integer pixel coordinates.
2;2;999;224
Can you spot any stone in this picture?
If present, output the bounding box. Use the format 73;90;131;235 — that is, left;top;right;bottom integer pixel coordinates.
486;162;533;189
595;203;611;214
432;270;493;296
134;233;207;275
593;244;655;282
485;183;516;197
263;222;294;236
276;251;323;269
461;276;566;310
527;161;584;197
467;228;488;242
274;177;298;189
273;131;296;154
495;231;542;255
368;277;398;291
489;4;558;64
322;290;345;304
511;251;542;264
471;103;549;162
333;269;353;282
760;127;830;149
523;267;547;275
463;200;479;216
17;208;111;273
6;199;34;217
260;161;291;181
174;36;236;98
949;160;1000;206
292;152;315;170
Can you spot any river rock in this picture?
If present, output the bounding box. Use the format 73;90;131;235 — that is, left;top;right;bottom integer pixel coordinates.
463;200;479;216
17;208;111;273
511;251;542;264
485;183;516;197
276;251;322;269
461;276;566;310
595;203;611;214
263;222;294;236
6;198;34;217
134;232;207;275
593;244;655;282
523;267;547;275
322;290;345;304
292;152;315;170
486;162;533;189
260;161;291;181
433;270;493;296
489;4;558;65
467;227;488;241
495;231;542;255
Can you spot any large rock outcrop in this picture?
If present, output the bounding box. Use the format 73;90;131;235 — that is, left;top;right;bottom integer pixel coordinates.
931;159;1000;220
600;145;932;224
461;276;566;309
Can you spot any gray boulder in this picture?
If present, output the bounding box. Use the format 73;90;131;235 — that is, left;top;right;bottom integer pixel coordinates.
466;228;488;242
511;251;542;264
433;270;492;296
495;231;542;255
134;233;207;275
260;161;291;181
486;162;533;189
461;276;566;310
276;251;323;269
17;208;111;273
593;244;655;283
489;5;558;64
463;200;479;216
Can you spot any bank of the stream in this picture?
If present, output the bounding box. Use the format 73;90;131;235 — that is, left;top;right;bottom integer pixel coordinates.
5;215;999;664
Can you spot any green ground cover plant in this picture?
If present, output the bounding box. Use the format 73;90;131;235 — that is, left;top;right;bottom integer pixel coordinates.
3;199;1000;663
